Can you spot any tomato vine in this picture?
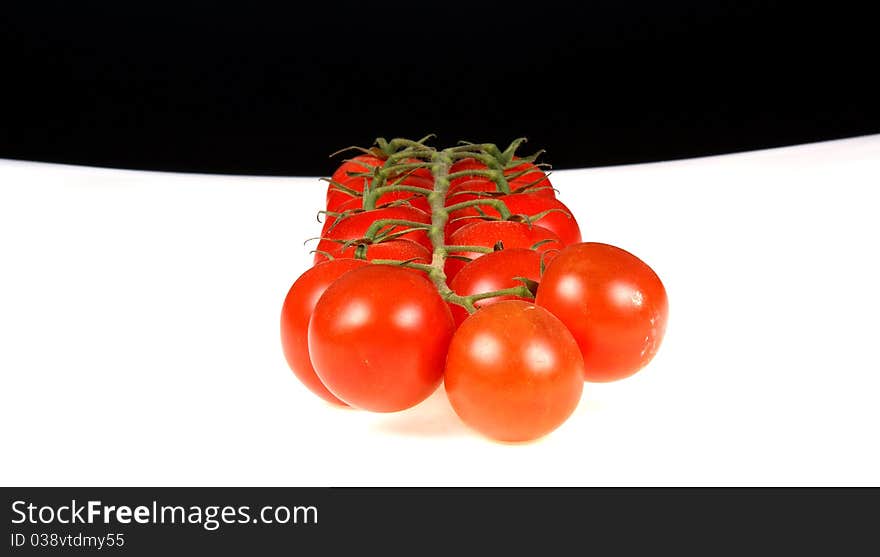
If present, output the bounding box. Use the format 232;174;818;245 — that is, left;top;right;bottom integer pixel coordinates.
330;137;546;314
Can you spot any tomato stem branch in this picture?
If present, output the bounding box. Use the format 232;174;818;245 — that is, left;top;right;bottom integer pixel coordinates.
444;198;512;219
357;137;541;314
468;285;534;302
363;218;432;240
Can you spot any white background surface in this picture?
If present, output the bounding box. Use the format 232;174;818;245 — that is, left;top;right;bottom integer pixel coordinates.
2;135;879;487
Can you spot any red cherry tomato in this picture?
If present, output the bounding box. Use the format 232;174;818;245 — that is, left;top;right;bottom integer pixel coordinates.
325;175;367;212
314;206;432;264
506;159;553;194
536;242;668;382
446;193;581;245
447;178;557;201
449;158;491;188
332;190;431;217
447;158;555;197
400;157;435;183
446;177;503;199
444;300;584;442
444;220;563;280
317;238;431;264
322;192;430;238
447;248;544;327
326;174;433;213
308;265;455;412
280;258;368;405
329;154;385;185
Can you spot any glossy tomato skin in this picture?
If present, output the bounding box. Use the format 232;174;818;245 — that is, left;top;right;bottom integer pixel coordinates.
280;258;368;405
536;242;668;382
444;221;563;280
314;206;432;264
308;265;455;412
444;300;584;442
445;193;581;244
318;238;431;264
447;248;544;327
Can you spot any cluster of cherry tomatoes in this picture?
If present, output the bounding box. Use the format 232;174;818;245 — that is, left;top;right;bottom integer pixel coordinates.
281;138;668;442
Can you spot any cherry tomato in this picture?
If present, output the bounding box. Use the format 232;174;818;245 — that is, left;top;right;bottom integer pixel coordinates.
506;159;553;194
444;220;563;280
317;238;431;264
325;174;369;212
400;157;435;182
447;248;544;327
326;174;433;213
280;258;368;405
445;193;581;244
322;192;430;238
314;206;432;264
308;265;455;412
535;242;668;382
449;158;491;188
447;178;557;201
329;153;385;185
447;158;555;197
444;300;584;442
446;177;502;199
333;190;431;217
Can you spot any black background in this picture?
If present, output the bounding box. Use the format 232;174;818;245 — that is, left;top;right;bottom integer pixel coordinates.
1;2;877;175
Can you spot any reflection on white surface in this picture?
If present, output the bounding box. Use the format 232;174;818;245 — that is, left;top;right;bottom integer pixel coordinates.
2;134;880;486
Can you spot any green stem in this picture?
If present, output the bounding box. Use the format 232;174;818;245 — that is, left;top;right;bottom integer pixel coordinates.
468;285;534;302
444;198;512;219
363;144;434;210
424;150;457;301
368;184;434;198
444;151;511;194
447;168;502;181
371;259;435;273
422;148;521;313
363;218;432;240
